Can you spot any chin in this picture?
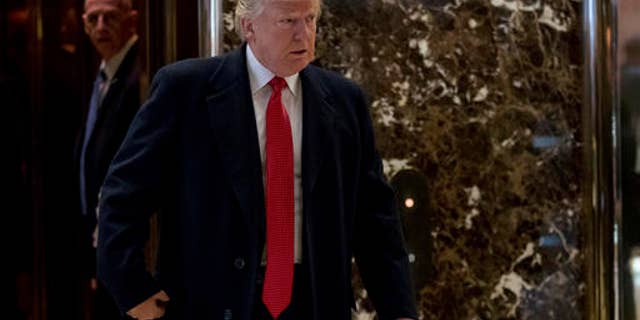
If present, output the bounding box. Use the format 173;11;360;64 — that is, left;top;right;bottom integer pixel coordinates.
293;58;312;69
287;65;307;75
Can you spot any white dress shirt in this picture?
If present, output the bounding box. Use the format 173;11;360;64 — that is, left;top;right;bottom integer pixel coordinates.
246;45;304;263
99;34;138;101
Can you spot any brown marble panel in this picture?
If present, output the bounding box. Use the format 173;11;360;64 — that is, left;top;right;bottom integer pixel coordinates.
223;0;584;318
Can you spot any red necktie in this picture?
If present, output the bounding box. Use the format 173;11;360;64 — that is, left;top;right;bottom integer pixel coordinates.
262;76;294;319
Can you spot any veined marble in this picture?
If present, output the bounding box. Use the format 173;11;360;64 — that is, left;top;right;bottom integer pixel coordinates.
223;0;584;318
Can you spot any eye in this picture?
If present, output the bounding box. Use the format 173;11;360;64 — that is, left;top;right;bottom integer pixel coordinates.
280;18;294;24
305;15;316;23
85;10;122;26
86;13;98;24
103;12;118;24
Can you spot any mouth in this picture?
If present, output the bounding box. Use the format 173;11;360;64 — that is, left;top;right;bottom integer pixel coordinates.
96;36;113;43
290;49;307;56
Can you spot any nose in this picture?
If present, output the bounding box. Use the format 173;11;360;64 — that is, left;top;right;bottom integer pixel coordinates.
292;19;312;41
95;14;106;29
292;20;304;40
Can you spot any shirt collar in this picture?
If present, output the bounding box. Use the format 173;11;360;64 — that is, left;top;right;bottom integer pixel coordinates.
246;44;299;96
100;34;138;81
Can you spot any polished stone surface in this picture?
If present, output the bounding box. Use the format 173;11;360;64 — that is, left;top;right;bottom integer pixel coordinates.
223;0;584;318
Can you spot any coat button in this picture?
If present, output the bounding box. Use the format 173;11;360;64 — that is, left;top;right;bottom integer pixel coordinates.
233;258;245;270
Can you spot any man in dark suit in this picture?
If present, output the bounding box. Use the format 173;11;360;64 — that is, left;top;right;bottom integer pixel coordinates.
76;0;141;318
97;0;418;319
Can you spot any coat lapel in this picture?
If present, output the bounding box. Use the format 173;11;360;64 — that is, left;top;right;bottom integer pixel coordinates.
206;45;265;237
300;66;336;198
299;66;336;306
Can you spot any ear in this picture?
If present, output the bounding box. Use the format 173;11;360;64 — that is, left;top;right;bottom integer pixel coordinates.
241;17;255;41
129;10;139;22
128;10;139;31
82;14;91;35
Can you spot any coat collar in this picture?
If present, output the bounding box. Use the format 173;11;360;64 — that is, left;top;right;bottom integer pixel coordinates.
206;43;335;235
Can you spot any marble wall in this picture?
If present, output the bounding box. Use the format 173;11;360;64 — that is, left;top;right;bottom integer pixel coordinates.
223;0;584;318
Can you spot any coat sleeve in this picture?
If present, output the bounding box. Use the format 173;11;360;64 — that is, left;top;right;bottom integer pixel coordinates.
96;67;178;314
351;86;418;320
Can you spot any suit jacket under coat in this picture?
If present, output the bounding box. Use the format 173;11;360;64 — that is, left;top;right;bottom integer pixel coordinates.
74;42;141;278
97;44;417;320
75;41;142;227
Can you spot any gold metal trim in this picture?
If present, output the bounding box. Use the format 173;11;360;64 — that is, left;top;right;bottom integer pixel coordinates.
583;0;619;318
198;0;223;57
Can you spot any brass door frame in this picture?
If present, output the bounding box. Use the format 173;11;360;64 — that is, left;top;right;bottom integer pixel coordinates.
584;0;619;318
198;0;223;57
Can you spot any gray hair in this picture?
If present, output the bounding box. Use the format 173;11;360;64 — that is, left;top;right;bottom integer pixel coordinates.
234;0;264;39
234;0;322;40
84;0;133;12
119;0;133;11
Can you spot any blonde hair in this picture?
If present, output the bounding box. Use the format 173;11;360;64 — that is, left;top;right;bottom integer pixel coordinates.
234;0;322;40
234;0;264;39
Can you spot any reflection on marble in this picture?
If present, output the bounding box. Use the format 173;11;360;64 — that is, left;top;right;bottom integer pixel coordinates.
223;0;584;318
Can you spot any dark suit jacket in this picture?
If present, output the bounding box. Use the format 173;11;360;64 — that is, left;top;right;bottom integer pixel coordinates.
97;44;417;320
75;41;142;275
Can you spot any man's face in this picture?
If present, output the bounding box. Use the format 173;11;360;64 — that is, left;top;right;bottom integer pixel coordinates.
243;0;319;77
83;0;136;61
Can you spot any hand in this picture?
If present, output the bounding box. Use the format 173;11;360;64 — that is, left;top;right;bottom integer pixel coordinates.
126;290;170;320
